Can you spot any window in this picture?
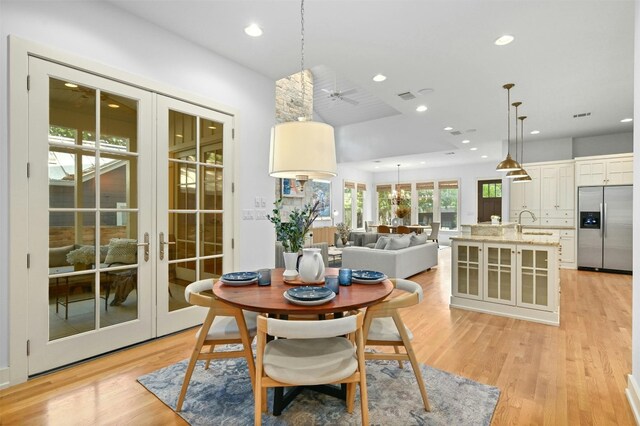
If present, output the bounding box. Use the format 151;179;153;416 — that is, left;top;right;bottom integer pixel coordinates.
438;180;459;230
482;182;502;198
344;181;366;229
343;182;354;228
376;184;392;225
417;182;434;225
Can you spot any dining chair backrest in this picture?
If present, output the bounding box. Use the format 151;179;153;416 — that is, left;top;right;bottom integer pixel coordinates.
184;279;237;315
378;225;391;233
396;225;411;234
427;222;440;241
260;313;360;339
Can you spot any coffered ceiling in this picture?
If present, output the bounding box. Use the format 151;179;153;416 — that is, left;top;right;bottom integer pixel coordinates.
107;0;634;170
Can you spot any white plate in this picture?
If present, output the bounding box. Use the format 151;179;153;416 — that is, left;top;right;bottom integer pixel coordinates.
221;278;257;286
352;275;387;284
283;291;336;306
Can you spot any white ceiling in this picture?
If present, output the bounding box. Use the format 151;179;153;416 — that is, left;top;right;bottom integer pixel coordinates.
107;0;634;171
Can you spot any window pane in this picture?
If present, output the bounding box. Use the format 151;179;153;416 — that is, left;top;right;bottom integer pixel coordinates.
439;182;458;230
496;183;502;197
418;186;434;225
344;187;353;228
489;184;496;198
356;187;364;229
483;184;489;198
377;187;392;225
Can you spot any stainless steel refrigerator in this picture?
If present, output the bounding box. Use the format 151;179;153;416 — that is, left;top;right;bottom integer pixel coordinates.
578;185;633;273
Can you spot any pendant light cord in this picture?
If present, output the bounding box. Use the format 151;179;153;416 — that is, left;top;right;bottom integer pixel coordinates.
507;87;511;156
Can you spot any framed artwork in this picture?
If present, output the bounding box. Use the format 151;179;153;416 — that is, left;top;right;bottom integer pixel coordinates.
281;178;305;198
309;180;331;219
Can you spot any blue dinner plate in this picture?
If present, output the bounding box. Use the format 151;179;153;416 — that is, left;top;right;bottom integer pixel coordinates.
221;271;259;282
286;286;334;301
351;270;385;280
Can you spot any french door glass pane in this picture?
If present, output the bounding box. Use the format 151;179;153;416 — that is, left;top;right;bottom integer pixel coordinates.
48;77;140;341
167;112;225;312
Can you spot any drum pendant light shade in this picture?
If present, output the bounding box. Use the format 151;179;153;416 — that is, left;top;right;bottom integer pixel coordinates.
496;153;521;173
269;121;337;180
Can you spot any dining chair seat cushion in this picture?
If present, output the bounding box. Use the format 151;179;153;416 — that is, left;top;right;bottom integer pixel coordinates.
196;310;258;340
263;337;357;385
367;317;413;342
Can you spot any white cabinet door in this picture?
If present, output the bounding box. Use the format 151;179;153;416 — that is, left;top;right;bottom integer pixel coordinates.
556;163;575;217
452;241;483;300
483;243;516;305
576;160;606;186
540;166;558;218
606;157;633;185
559;230;576;266
516;245;558;312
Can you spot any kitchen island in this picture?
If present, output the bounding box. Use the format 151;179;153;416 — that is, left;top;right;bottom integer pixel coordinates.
450;226;561;326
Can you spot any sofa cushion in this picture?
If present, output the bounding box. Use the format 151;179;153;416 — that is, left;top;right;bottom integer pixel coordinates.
49;245;75;267
409;233;428;247
385;235;411;250
105;238;138;264
375;236;390;250
361;232;379;246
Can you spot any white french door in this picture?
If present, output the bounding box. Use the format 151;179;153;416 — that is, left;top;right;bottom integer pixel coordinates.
155;97;234;335
26;57;234;374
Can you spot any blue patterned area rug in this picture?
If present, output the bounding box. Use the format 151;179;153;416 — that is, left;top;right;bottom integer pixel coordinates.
138;356;500;425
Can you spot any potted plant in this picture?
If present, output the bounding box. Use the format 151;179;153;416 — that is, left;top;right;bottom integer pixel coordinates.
267;199;322;278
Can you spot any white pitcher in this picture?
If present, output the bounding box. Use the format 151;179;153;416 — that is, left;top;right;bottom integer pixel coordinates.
298;248;325;283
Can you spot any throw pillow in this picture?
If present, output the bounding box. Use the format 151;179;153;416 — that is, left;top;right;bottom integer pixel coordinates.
409;233;428;247
362;232;379;246
374;236;390;250
385;235;411;250
105;238;138;264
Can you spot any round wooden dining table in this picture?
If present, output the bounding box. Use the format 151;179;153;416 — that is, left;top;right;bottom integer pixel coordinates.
212;267;394;316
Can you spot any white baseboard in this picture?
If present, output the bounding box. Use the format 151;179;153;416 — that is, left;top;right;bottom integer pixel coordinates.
626;374;640;425
0;366;10;390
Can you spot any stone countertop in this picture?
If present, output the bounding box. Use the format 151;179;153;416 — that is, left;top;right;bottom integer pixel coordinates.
521;224;576;230
450;233;560;246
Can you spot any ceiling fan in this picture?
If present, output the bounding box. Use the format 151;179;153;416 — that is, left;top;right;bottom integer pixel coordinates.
321;87;359;106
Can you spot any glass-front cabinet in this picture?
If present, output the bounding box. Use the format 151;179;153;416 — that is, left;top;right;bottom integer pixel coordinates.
452;241;483;300
517;245;557;312
483;243;516;305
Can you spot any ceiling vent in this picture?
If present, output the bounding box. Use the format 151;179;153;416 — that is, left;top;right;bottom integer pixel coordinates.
450;131;462;135
444;152;456;155
397;91;416;101
573;112;591;118
466;129;477;133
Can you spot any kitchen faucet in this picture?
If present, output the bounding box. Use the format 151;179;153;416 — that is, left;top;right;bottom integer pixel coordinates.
517;209;537;233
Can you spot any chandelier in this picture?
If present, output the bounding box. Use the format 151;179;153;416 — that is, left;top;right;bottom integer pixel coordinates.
268;0;337;183
389;164;409;206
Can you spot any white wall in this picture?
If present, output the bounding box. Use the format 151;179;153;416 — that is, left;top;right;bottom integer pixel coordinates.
0;1;276;370
520;137;574;163
573;132;633;158
371;161;507;245
630;2;640;416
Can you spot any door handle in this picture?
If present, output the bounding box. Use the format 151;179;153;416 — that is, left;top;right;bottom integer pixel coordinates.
599;203;603;239
159;232;176;260
603;203;607;238
137;232;150;262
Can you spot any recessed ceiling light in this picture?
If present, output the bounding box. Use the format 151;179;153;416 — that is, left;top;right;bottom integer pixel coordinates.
416;105;428;112
244;23;263;37
462;139;470;144
494;34;515;46
530;130;540;135
620;118;633;123
176;134;183;138
64;82;78;88
443;126;453;131
470;147;478;151
374;166;379;169
481;155;488;159
373;74;387;82
107;103;119;109
420;161;426;164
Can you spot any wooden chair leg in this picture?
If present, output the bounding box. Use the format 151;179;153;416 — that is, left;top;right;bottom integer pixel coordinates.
204;343;215;370
393;312;430;412
346;382;356;413
356;329;370;426
394;346;404;368
254;381;262;426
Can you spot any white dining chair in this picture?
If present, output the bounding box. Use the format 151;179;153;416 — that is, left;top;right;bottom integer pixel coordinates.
362;278;431;411
254;311;369;425
176;279;258;412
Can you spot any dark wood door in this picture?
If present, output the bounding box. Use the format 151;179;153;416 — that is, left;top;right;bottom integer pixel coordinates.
477;179;502;223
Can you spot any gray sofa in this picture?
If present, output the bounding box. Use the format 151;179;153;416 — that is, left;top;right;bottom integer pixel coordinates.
341;240;438;279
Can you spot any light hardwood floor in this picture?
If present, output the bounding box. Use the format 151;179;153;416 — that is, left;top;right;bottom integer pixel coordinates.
0;247;633;425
